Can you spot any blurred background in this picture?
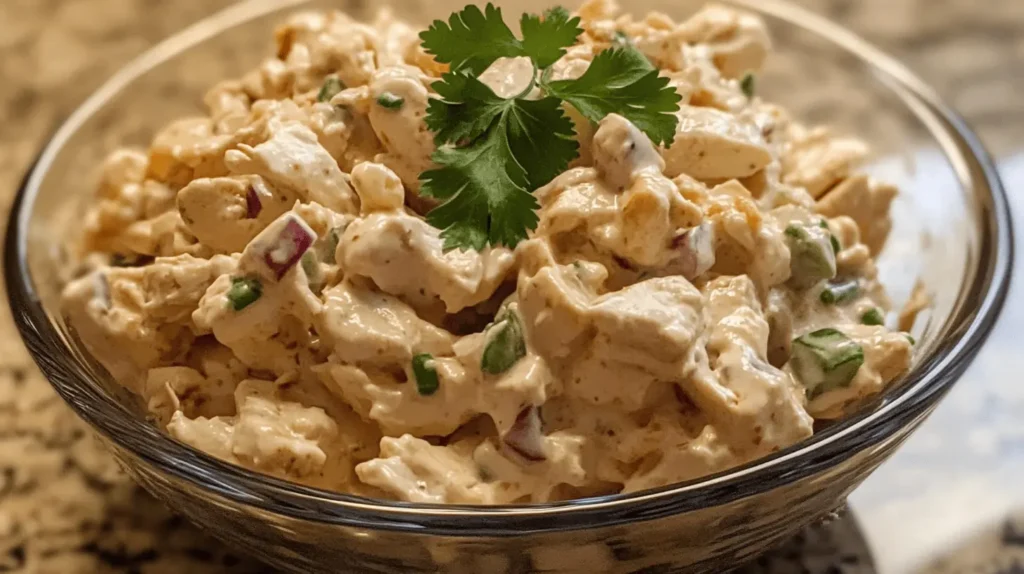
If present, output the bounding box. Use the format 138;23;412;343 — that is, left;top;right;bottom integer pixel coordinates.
0;0;1022;573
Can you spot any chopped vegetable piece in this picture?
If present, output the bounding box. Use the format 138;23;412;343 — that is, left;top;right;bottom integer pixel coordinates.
260;216;316;280
376;92;404;110
227;277;262;311
481;309;526;374
245;186;262;219
905;334;916;345
670;221;716;280
861;308;885;326
819;219;841;253
740;72;755;99
790;328;864;398
820;278;860;305
785;223;837;289
502;406;546;461
301;252;322;293
412;353;440;396
318;226;342;264
317;76;344;102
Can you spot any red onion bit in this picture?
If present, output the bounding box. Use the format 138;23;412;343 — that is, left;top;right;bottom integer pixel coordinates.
670;222;716;280
262;217;316;280
245;186;262;219
612;254;636;272
502;406;546;462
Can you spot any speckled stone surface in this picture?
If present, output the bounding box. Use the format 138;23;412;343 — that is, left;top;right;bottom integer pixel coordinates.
0;1;1022;572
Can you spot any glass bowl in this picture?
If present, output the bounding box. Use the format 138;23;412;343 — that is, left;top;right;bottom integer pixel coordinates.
4;0;1013;571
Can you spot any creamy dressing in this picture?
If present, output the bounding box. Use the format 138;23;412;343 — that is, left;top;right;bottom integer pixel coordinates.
60;0;914;503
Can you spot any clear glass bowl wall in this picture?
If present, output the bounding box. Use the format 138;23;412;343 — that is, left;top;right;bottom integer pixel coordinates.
5;0;1012;572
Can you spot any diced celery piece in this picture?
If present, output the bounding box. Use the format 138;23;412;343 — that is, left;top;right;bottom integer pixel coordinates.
481;311;526;375
861;308;885;326
412;353;440;396
820;278;860;305
317;76;345;102
790;328;864;398
227;277;262;311
785;223;837;289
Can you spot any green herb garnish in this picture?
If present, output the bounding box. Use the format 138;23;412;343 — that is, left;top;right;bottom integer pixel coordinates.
376;92;405;110
861;308;885;326
740;72;755;99
227;277;262;311
544;47;682;145
481;309;526;374
419;4;681;251
412;353;440;395
790;328;864;398
317;76;344;102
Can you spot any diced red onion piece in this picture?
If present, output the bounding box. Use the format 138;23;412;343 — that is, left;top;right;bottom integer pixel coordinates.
245;186;262;219
263;217;315;280
612;254;636;272
670;222;716;280
502;406;546;462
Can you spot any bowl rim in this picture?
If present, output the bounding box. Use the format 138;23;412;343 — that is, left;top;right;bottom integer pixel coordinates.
5;0;1014;536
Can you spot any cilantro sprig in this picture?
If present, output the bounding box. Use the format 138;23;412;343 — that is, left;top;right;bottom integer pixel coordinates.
419;4;682;250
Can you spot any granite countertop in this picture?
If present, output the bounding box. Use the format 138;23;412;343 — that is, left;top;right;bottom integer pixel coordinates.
1;1;1022;572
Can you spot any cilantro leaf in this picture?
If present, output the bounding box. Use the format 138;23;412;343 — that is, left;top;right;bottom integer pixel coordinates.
420;4;522;75
425;72;509;145
419;6;682;251
519;6;583;69
544;45;681;145
420;3;582;77
420;80;576;250
420;132;538;251
504;97;578;189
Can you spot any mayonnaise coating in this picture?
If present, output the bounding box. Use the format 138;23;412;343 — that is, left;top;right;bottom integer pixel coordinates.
60;0;913;503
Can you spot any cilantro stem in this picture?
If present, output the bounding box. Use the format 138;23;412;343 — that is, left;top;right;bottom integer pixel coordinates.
514;62;540;100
